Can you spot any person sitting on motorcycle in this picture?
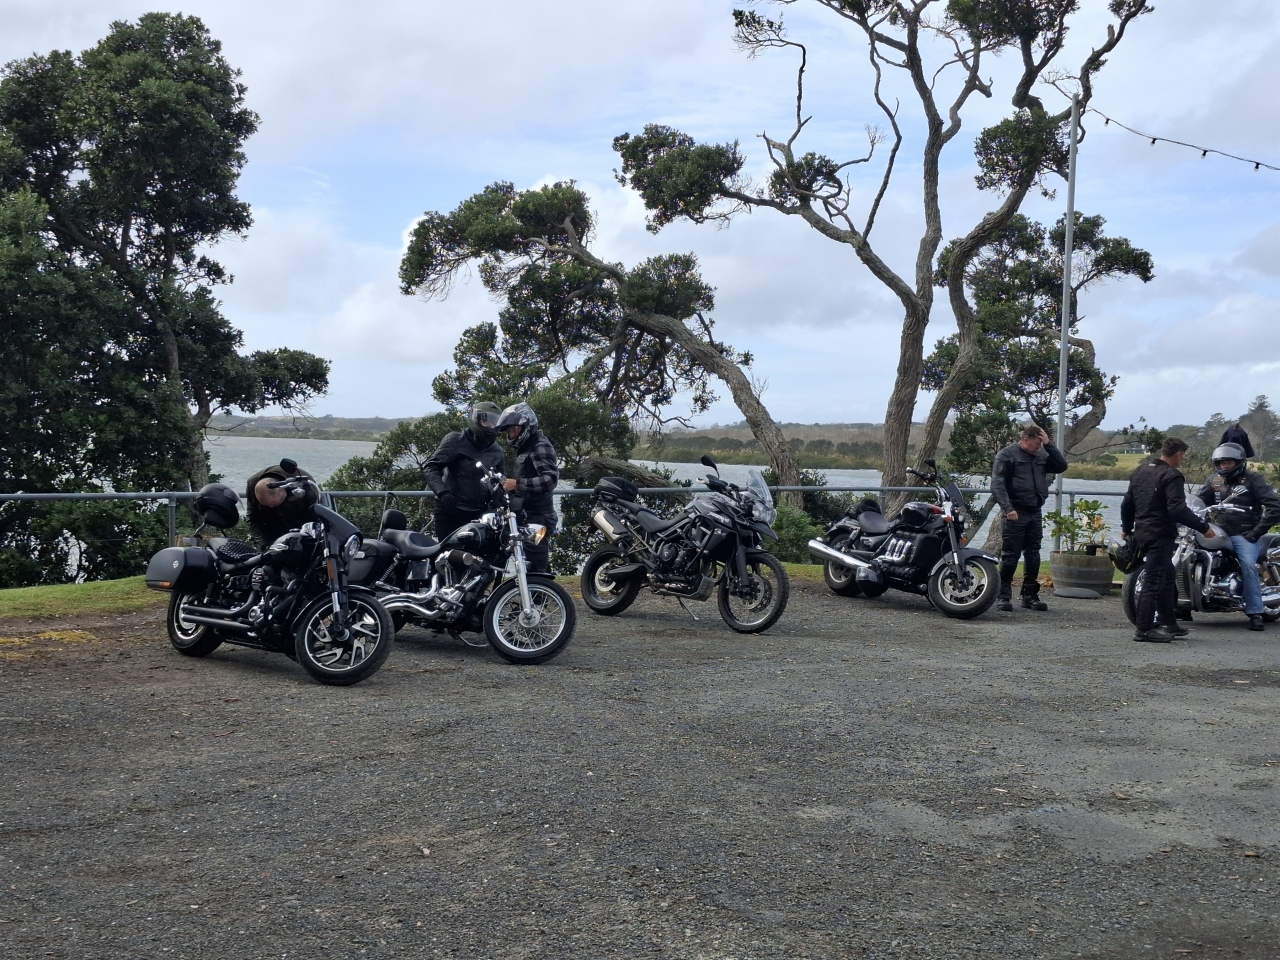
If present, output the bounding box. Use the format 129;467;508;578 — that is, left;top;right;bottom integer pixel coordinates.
423;402;507;541
1196;443;1280;631
496;401;559;575
244;461;319;548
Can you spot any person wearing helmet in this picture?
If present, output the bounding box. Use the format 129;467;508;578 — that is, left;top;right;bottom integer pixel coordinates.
244;460;319;547
497;402;559;574
423;402;506;540
1196;442;1280;631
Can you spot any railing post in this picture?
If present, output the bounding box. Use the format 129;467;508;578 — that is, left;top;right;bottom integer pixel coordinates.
168;495;177;546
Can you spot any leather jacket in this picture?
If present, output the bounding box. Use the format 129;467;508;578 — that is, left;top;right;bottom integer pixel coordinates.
1195;470;1280;539
423;427;506;513
990;441;1068;512
1121;460;1210;544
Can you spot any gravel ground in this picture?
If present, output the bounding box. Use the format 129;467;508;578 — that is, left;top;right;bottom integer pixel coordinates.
1;579;1278;959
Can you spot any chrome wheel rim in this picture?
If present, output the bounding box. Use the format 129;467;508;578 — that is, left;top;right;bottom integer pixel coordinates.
725;564;779;626
302;600;384;672
493;585;567;653
938;561;990;604
173;595;205;643
591;557;626;600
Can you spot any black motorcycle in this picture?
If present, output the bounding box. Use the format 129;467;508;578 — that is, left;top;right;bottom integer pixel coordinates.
807;460;1000;619
354;462;578;665
145;464;395;685
579;455;790;633
1122;494;1280;625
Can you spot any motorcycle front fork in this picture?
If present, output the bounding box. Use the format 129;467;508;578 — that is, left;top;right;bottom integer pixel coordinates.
507;515;535;620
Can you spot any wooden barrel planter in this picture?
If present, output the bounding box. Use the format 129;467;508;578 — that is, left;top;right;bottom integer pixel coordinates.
1049;549;1115;595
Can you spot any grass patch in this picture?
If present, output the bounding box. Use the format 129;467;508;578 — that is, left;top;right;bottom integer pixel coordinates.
0;576;165;620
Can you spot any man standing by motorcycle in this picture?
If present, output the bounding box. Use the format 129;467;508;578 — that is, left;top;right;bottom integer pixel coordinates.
1196;443;1280;632
244;460;319;548
991;423;1069;612
1121;437;1213;642
423;402;506;540
497;402;559;574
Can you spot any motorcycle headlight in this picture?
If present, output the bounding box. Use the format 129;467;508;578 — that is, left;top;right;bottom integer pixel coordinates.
752;500;777;524
522;523;547;545
344;534;362;559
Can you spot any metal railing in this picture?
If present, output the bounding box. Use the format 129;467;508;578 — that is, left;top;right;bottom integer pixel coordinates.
1;485;1125;547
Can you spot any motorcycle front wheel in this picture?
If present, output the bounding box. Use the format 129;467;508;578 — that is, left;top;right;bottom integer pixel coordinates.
927;557;1000;620
166;592;224;657
484;577;577;664
293;593;395;686
718;553;790;633
822;535;864;598
580;545;642;615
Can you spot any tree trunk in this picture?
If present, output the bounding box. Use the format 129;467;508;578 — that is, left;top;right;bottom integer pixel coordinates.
628;309;804;509
879;303;931;513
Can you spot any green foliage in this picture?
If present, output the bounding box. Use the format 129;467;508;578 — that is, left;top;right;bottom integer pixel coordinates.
973;110;1070;196
612;125;744;232
770;504;823;564
621;254;715;319
761;467;852;526
1044;498;1108;553
767;153;845;206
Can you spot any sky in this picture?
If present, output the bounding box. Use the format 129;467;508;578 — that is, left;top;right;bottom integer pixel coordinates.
3;0;1279;432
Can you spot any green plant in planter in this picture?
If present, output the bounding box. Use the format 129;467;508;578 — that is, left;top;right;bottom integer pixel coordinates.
1045;499;1109;554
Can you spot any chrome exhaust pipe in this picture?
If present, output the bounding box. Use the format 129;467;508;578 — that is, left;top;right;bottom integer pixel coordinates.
807;539;872;570
184;591;260;619
180;613;255;632
379;593;445;622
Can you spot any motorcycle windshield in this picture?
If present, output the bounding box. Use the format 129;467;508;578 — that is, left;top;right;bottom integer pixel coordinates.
1185;495;1208;518
746;470;777;525
943;482;965;509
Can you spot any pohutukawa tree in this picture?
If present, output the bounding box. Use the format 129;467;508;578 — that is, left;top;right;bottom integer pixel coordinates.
399;180;804;501
611;0;1153;500
0;13;329;489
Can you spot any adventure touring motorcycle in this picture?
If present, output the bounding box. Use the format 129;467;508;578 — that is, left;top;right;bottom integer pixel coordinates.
580;455;790;633
145;461;395;685
352;461;578;664
807;460;1001;619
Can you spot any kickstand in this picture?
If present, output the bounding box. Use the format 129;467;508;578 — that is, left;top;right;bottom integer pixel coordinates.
676;597;700;621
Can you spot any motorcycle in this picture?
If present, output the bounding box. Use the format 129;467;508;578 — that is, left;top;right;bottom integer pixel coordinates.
145;463;395;685
579;455;790;633
807;459;1001;619
354;461;578;665
1122;495;1280;625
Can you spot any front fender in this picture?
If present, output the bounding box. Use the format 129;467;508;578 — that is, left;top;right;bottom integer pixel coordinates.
929;547;997;577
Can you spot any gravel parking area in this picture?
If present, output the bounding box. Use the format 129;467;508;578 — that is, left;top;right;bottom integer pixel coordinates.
2;580;1278;959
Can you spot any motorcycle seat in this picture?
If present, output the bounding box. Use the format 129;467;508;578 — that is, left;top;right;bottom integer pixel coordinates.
857;512;890;535
381;528;443;560
1258;532;1279;556
635;509;679;534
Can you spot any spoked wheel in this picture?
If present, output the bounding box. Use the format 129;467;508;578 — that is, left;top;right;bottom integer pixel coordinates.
717;553;790;633
927;557;1000;620
484;577;577;664
822;536;864;598
293;594;395;686
580;546;642;615
166;592;224;657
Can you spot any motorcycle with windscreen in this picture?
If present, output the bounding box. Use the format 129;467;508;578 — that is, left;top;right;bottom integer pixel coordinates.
580;455;790;633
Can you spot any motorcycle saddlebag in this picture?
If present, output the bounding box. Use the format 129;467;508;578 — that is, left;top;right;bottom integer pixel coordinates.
595;476;640;502
349;538;398;586
145;546;217;592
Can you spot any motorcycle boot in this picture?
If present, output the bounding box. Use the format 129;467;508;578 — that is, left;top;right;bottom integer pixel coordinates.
1166;622;1191;638
1249;614;1265;632
1021;594;1048;611
996;599;1013;612
1133;625;1174;643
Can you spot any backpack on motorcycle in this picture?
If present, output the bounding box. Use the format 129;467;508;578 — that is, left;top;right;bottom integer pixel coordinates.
595;476;640;503
1107;538;1144;574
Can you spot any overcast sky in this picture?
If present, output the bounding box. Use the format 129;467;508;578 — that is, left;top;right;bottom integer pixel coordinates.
4;0;1279;431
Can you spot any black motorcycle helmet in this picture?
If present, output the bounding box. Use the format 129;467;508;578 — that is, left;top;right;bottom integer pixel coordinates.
470;402;502;444
497;402;539;447
1211;442;1247;482
195;482;240;529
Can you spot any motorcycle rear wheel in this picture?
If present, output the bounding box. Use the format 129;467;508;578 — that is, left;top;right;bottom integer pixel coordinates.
484;577;577;664
580;546;642;615
718;553;790;633
822;536;864;597
166;592;224;657
293;593;395;686
927;557;999;620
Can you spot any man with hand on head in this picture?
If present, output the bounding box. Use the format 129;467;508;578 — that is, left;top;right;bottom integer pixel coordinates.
990;423;1068;613
423;402;506;541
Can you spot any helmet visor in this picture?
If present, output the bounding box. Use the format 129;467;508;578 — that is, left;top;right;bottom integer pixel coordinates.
472;406;501;430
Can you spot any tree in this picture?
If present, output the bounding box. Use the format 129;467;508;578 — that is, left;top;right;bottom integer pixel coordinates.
399;180;804;502
1239;396;1278;463
611;1;1152;499
924;212;1153;476
0;13;329;489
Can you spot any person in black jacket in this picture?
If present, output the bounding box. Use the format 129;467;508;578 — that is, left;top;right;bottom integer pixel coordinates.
244;461;319;548
1219;423;1256;460
497;402;559;574
1121;437;1212;642
990;423;1069;612
423;402;506;540
1196;443;1280;631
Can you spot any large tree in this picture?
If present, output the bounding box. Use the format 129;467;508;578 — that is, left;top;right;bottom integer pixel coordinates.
611;0;1152;499
0;12;328;489
399;180;804;502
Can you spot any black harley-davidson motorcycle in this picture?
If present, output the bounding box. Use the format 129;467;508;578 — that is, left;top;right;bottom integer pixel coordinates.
1122;495;1280;625
579;455;790;633
145;464;395;686
807;460;1000;619
352;462;577;664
